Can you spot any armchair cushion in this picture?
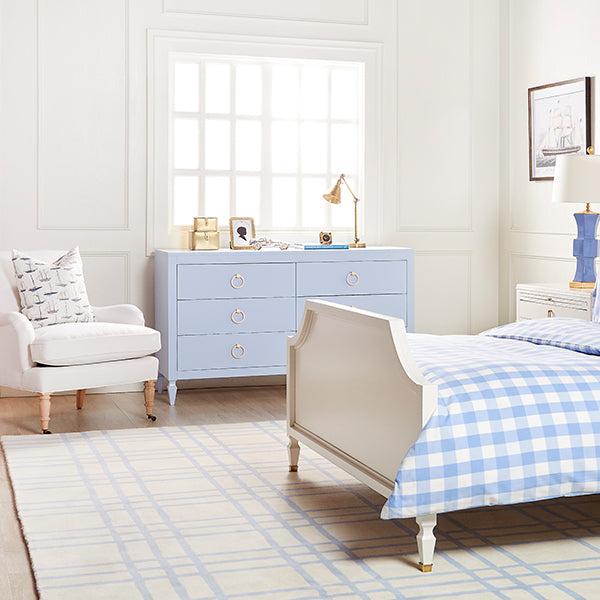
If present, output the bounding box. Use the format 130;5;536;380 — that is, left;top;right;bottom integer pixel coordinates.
30;322;161;366
12;248;95;328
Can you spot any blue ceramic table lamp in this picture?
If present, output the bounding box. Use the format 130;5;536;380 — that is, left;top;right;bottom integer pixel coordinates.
552;154;600;289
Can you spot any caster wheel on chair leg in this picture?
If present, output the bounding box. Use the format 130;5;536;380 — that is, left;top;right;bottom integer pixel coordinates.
147;414;157;421
42;429;52;435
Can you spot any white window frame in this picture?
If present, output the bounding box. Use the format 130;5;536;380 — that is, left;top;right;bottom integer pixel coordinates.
147;31;384;253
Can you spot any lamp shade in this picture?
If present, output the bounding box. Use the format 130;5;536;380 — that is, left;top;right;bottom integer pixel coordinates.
552;154;600;205
323;180;342;204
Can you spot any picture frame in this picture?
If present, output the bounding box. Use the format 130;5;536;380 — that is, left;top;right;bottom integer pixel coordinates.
528;77;591;181
229;217;255;250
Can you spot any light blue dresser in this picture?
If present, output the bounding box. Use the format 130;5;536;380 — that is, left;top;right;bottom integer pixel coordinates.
154;247;414;404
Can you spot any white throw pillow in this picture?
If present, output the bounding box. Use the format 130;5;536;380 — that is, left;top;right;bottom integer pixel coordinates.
12;248;95;328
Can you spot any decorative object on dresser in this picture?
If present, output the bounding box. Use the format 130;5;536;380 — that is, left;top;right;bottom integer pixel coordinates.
323;174;366;248
154;247;414;405
229;217;255;250
516;283;593;321
319;232;332;245
528;76;591;181
552;153;600;289
190;217;219;250
0;250;161;433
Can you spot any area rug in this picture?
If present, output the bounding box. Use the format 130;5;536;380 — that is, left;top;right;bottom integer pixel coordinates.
3;422;600;600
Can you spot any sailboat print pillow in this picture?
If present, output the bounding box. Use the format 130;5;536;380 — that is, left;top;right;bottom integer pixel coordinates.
11;248;95;328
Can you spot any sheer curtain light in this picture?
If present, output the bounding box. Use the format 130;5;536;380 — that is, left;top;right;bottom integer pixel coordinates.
552;153;600;289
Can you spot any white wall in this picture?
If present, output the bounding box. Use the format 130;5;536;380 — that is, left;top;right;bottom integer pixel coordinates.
0;0;503;393
501;0;600;322
393;0;501;334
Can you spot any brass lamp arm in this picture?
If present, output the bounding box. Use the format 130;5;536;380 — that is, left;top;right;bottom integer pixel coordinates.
340;174;360;204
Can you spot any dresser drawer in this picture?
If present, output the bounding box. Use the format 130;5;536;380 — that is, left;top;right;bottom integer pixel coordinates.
177;331;291;371
297;261;406;297
178;298;295;335
178;263;295;299
296;295;406;328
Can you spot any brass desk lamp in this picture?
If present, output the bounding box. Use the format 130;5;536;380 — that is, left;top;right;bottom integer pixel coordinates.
323;174;366;248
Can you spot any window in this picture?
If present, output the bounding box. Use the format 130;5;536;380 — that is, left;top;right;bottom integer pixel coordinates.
170;55;364;235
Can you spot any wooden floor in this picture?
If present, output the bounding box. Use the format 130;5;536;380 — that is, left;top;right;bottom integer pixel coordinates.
0;385;286;600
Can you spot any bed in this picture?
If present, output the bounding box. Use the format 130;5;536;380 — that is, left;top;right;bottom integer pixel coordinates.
286;300;600;572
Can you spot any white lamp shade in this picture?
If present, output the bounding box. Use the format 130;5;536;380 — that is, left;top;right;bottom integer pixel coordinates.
552;154;600;205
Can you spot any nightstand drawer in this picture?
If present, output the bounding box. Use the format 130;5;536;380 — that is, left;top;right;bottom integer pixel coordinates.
516;284;593;321
177;331;291;371
178;263;295;299
517;300;590;320
296;295;406;328
178;298;295;335
297;261;406;297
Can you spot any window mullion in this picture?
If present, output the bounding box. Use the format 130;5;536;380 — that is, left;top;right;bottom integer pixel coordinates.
198;61;205;216
230;62;236;220
261;64;272;230
325;69;333;229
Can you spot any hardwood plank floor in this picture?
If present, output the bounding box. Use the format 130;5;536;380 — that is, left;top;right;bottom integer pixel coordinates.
0;385;286;600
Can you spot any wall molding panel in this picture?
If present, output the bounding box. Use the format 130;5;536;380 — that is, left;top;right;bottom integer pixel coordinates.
80;251;130;306
162;0;369;25
36;0;130;231
414;250;472;334
395;0;473;233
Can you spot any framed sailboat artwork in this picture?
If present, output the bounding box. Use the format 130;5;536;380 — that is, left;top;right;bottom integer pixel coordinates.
528;77;591;181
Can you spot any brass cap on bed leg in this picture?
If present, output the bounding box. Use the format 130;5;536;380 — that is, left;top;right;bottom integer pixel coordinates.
419;563;433;573
289;465;298;472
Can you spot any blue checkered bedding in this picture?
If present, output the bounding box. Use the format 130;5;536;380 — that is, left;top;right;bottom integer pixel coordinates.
381;318;600;520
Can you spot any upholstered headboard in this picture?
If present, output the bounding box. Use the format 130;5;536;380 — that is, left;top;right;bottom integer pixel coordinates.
0;250;67;314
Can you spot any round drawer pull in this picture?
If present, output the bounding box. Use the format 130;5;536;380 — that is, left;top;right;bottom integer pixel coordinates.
230;274;245;289
231;344;246;359
346;271;359;286
231;309;246;324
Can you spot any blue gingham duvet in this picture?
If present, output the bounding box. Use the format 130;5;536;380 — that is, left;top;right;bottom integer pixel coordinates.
381;318;600;519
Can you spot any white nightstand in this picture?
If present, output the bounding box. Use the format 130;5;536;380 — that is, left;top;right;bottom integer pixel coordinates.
516;283;593;322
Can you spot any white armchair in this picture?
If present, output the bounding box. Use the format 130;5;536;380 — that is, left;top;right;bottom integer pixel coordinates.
0;251;161;433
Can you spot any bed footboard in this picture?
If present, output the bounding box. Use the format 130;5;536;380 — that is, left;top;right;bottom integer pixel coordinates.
287;300;438;570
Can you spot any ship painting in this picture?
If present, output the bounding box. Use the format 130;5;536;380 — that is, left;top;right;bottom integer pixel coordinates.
537;105;582;163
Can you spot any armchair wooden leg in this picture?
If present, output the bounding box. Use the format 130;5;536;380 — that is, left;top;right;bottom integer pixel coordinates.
37;393;52;434
144;380;157;422
76;389;86;410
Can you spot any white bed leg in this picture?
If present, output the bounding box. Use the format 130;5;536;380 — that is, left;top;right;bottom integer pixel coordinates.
415;514;437;572
288;436;300;472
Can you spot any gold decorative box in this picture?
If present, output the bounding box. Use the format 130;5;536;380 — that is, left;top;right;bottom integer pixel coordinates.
190;217;219;250
193;217;218;232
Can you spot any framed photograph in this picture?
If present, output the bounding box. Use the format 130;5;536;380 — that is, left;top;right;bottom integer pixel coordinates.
229;217;255;249
528;77;591;181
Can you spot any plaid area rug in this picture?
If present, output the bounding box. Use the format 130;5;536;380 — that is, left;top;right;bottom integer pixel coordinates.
2;422;600;599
